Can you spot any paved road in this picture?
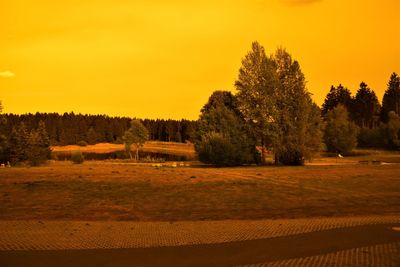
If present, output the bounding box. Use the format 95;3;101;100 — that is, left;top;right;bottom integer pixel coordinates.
1;223;399;267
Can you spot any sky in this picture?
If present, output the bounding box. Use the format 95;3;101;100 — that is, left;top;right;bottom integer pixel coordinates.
1;0;399;119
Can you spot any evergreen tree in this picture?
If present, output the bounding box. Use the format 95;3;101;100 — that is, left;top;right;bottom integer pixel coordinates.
0;102;7;162
381;72;400;122
36;121;51;160
353;82;381;128
9;123;30;164
322;84;353;117
86;127;98;145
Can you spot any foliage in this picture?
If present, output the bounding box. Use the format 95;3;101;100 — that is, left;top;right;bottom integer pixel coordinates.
235;42;279;164
235;44;322;165
71;151;84;164
381;111;400;149
352;82;381;128
0;102;8;162
271;48;323;165
0;112;197;146
323;105;358;154
321;84;353;117
8;123;30;164
123;120;149;160
196;132;236;166
196;99;257;166
381;72;400;122
86;127;97;145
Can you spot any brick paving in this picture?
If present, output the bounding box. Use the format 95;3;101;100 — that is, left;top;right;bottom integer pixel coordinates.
243;242;400;267
0;216;399;251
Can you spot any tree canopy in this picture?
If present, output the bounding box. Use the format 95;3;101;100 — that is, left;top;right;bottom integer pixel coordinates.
123;120;149;160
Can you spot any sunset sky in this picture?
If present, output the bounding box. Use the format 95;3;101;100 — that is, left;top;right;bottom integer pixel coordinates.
1;0;399;119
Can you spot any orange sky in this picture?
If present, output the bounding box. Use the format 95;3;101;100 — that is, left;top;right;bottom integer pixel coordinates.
1;0;399;119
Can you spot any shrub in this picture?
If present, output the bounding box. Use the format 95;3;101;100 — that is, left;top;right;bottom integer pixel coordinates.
196;132;237;166
71;151;84;164
323;105;358;154
77;140;88;147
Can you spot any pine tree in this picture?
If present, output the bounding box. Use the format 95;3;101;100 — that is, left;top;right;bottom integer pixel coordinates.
353;82;381;128
9;123;30;164
322;84;353;117
381;72;400;122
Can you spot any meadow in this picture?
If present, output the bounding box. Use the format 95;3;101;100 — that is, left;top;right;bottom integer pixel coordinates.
1;155;399;221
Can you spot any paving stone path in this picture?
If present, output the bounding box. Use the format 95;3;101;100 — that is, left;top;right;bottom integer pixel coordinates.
0;216;399;266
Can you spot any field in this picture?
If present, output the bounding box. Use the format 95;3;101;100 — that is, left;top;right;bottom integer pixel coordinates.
1;159;399;221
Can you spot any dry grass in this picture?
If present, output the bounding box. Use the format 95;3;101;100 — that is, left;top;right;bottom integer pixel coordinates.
0;160;399;221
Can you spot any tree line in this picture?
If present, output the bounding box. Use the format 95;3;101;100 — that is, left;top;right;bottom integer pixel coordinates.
0;113;197;146
321;73;400;150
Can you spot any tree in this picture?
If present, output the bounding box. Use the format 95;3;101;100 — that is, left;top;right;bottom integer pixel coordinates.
323;105;358;154
0;102;8;162
123;120;149;160
196;98;257;166
196;132;236;166
384;111;400;149
235;42;279;164
9;123;30;164
353;82;381;128
322;84;353;117
35;121;51;162
86;127;98;145
271;48;323;165
235;43;322;165
381;72;400;122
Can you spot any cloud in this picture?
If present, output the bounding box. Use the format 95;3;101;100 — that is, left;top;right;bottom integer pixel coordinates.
281;0;322;6
0;71;16;78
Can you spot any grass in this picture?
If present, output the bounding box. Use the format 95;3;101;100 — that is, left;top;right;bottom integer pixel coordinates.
0;160;399;221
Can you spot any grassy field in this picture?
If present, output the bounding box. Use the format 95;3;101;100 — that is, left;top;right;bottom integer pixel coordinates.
0;160;399;221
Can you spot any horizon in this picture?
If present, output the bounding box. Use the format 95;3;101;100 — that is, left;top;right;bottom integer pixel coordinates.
1;0;399;120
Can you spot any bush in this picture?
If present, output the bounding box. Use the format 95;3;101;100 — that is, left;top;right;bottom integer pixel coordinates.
71;151;84;164
276;147;304;166
196;132;239;166
323;105;358;154
77;140;88;147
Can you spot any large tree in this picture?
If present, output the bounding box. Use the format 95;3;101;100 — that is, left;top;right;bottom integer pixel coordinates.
381;72;400;122
271;48;322;165
235;42;279;163
353;82;381;128
123;120;149;160
235;43;322;165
